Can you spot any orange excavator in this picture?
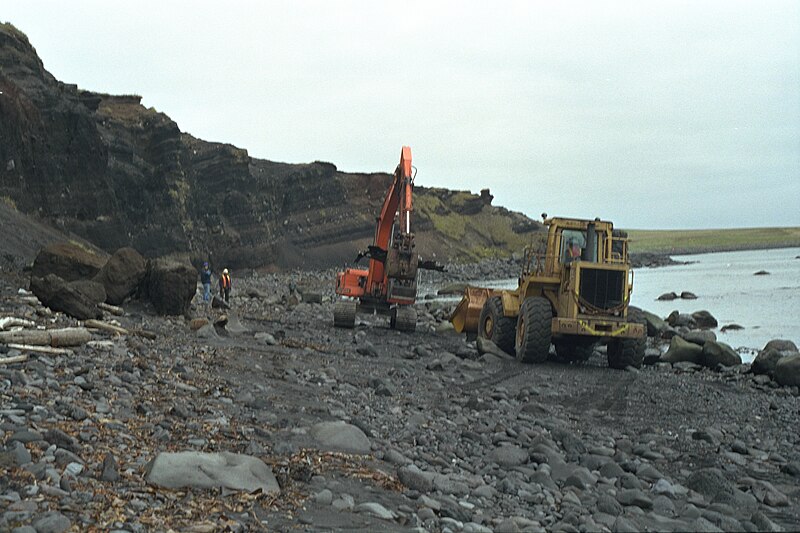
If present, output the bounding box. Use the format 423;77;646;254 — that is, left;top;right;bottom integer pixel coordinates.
333;146;443;332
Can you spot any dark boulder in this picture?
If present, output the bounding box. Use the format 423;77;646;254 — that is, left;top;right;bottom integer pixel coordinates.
701;341;742;369
753;270;770;276
751;340;799;377
691;310;718;329
680;291;698;299
642;310;668;337
657;292;678;301
30;274;102;320
774;354;800;387
144;258;197;315
720;324;744;332
661;336;703;364
681;330;716;346
667;310;696;328
94;247;147;305
31;242;107;282
69;279;107;305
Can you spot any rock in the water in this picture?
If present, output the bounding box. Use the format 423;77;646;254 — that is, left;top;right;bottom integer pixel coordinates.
680;291;698;299
93;246;147;304
753;270;770;276
144;451;279;494
310;421;370;454
691;310;718;329
667;310;696;328
661;336;703;364
657;292;678;301
30;274;103;320
701;341;742;368
774;353;800;387
31;241;107;282
145;258;197;315
681;330;716;346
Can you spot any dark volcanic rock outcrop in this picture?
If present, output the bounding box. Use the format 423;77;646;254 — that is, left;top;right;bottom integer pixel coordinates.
0;23;541;269
93;247;147;304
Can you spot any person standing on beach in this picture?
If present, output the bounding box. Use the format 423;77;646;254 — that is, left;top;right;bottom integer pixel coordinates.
200;262;212;302
219;268;232;303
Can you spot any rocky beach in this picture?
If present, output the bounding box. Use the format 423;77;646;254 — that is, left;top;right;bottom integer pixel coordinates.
2;253;799;533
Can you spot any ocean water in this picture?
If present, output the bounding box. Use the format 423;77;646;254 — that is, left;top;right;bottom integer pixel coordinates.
630;247;800;352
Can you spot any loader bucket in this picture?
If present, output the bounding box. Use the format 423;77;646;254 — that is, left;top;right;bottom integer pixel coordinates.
449;287;495;333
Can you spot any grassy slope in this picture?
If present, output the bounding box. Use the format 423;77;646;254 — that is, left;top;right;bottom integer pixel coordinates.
626;227;800;255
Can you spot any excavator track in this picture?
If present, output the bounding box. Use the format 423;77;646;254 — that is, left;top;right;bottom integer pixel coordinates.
333;300;357;328
392;306;417;332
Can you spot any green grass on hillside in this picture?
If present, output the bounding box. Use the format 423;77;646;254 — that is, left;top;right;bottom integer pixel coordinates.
626;227;800;255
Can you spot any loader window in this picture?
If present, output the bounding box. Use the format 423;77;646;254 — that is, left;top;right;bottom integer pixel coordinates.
561;230;586;264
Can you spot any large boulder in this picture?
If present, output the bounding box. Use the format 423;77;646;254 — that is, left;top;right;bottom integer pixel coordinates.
144;451;279;495
310;421;370;454
70;279;107;305
31;242;107;282
30;274;102;320
701;341;742;369
144;258;197;315
774;354;800;387
94;247;147;305
642;310;668;338
667;311;696;328
691;310;718;329
661;336;703;364
751;341;799;377
681;330;716;346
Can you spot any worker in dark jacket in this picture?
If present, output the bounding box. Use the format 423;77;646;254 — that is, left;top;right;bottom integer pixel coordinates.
200;262;212;302
219;268;232;303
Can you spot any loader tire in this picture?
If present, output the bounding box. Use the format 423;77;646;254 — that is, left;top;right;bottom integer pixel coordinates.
333;300;357;329
555;338;595;363
607;306;646;369
478;296;516;354
515;297;552;363
392;306;417;332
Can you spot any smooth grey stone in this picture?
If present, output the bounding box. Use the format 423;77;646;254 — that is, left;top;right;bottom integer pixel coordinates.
398;464;434;492
612;516;641;533
417;507;436;521
616;489;653;509
355;502;396;520
596;493;623;516
313;488;333;505
310;421;370;454
144;451;279;494
32;511;71;533
599;461;625;480
489;444;529;467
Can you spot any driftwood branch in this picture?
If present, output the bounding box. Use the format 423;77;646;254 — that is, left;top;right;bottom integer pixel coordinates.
0;317;36;330
97;302;125;316
0;354;29;365
0;327;91;347
6;344;73;355
85;319;129;336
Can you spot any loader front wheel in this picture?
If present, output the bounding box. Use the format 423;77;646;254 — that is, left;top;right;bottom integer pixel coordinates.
515;297;552;363
333;300;357;329
607;307;646;369
478;296;516;354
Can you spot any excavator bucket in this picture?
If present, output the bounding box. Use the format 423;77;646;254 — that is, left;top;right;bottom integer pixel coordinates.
449;287;496;333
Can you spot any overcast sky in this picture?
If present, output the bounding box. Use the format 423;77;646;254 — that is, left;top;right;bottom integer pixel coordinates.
4;1;799;229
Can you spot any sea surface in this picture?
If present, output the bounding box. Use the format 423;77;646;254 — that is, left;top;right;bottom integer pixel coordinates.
434;247;800;357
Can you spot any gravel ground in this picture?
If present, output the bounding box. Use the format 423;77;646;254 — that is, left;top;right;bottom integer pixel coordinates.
1;267;799;532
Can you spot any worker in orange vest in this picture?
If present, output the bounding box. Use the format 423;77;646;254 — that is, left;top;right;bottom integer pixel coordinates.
219;268;232;303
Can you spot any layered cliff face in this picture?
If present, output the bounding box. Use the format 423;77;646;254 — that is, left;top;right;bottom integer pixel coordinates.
0;23;541;269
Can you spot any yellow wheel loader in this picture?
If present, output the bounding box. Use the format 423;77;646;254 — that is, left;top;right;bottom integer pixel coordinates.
450;215;646;368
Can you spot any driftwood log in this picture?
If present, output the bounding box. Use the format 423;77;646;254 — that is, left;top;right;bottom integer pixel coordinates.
84;319;156;340
0;327;91;347
0;354;29;365
97;302;124;316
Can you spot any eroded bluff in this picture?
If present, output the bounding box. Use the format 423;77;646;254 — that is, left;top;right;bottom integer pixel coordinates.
0;23;540;269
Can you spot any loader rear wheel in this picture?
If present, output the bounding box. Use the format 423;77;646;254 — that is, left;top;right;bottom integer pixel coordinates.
478;296;516;354
333;300;357;328
607;307;646;369
555;338;596;363
515;297;552;363
391;306;417;332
